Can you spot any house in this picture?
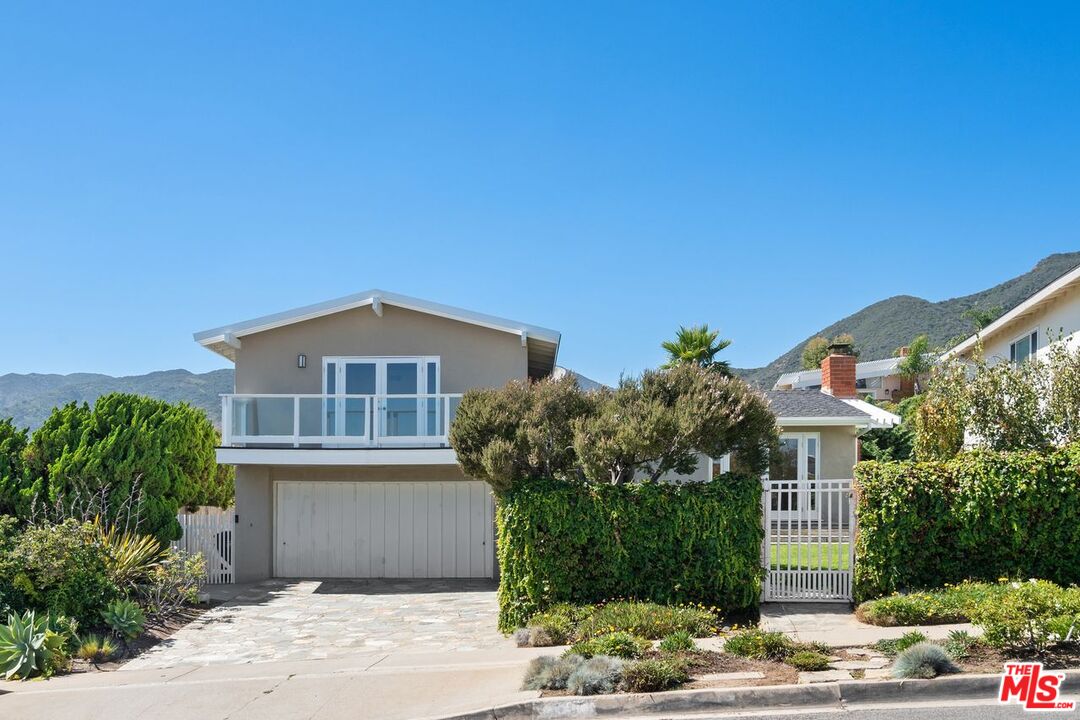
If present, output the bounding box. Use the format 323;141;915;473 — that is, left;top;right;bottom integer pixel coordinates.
194;289;561;582
773;354;916;402
718;346;901;487
943;263;1080;365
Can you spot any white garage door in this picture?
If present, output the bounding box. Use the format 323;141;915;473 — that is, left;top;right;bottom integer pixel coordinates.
274;481;495;578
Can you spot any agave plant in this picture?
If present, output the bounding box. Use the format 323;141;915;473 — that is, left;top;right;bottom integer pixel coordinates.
102;599;146;642
94;516;163;589
0;611;69;680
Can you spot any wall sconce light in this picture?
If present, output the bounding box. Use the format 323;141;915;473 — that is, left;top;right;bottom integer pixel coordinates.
297;353;307;369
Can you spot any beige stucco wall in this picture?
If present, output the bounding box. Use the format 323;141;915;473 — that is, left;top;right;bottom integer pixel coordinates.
234;304;529;394
234;464;477;582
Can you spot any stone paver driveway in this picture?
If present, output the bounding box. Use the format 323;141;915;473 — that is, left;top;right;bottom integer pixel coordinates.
124;578;509;669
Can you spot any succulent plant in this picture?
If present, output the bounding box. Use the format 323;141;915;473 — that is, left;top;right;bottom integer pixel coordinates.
0;611;69;680
102;599;146;642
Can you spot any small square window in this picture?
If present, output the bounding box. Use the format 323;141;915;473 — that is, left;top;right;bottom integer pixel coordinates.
1010;331;1038;365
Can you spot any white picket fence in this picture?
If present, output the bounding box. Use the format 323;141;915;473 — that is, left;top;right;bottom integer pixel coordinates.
174;507;235;584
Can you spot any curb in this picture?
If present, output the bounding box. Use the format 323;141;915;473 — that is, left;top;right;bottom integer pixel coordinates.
437;669;1080;720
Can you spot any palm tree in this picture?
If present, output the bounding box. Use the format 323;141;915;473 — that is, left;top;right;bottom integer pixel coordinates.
662;324;733;376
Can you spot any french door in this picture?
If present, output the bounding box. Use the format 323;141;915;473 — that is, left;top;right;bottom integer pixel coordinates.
768;432;820;522
322;357;440;441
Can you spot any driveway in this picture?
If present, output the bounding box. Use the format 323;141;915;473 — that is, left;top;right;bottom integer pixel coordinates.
124;578;510;669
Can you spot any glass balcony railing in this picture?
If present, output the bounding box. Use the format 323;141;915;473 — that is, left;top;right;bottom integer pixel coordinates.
221;393;463;448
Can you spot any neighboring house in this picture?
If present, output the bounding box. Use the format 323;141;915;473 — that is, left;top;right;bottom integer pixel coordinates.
194;289;561;582
943;263;1080;365
718;347;901;487
773;354;916;402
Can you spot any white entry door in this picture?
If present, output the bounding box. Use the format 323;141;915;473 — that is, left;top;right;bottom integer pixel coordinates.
274;481;495;578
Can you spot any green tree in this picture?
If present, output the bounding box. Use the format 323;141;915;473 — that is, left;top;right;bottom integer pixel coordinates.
0;418;29;516
661;325;732;376
800;333;860;370
897;334;934;393
23;394;228;543
572;364;777;484
961;304;1003;331
450;365;777;492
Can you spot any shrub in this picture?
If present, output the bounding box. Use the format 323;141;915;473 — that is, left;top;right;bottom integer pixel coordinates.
0;519;120;627
853;445;1080;601
76;633;118;663
573;601;716;640
496;477;762;631
892;642;959;679
723;629;793;661
524;606;576;646
970;580;1080;651
658;630;695;653
566;655;625;695
0;610;71;680
942;630;981;661
855;582;1005;626
522;654;585;690
102;599;145;642
137;549;205;622
621;657;689;692
785;650;831;671
569;631;651;659
870;631;927;657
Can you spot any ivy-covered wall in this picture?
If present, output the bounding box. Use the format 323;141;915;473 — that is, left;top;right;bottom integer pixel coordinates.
853;444;1080;602
496;475;763;631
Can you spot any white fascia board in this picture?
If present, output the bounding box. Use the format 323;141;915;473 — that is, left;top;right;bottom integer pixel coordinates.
215;447;459;466
943;265;1080;360
840;398;901;427
193;289;561;353
774;416;872;427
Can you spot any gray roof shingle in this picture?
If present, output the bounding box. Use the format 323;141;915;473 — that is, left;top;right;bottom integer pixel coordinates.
764;389;870;419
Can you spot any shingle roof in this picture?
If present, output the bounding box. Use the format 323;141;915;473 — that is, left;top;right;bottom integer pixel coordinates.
764;389;870;419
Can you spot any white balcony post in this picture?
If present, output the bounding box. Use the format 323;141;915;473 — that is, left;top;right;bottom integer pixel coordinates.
221;396;230;445
442;395;450;442
293;396;300;448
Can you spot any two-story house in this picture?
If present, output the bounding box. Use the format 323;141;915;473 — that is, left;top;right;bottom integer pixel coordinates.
194;290;560;582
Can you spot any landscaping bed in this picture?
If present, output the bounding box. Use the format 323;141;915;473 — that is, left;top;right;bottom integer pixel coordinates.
514;590;1080;697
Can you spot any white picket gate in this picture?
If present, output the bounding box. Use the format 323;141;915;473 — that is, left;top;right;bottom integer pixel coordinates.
174;507;235;584
762;479;854;602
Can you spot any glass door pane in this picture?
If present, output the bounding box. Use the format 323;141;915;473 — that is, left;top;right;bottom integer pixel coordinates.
344;362;376;438
384;362;418;437
770;437;799;512
324;362;336;435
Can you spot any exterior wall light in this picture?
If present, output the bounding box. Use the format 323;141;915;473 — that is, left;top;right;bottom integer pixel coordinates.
297;353;307;369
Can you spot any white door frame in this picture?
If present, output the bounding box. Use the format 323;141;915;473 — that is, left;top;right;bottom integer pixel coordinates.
321;356;441;441
768;432;820;522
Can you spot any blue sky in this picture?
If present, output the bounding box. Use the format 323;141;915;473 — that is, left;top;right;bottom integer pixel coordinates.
3;2;1079;385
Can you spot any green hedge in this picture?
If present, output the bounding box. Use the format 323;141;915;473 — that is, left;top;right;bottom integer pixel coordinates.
496;475;763;631
854;444;1080;602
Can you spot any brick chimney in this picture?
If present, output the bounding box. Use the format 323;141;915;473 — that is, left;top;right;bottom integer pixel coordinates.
821;342;857;398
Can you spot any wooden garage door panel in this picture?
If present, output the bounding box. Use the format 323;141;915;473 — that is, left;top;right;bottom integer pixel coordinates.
274;481;494;579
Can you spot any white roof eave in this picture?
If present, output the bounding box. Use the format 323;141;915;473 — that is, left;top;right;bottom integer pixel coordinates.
193;289;561;360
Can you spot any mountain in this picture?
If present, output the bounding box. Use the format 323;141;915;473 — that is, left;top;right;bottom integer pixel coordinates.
737;251;1080;387
0;369;234;432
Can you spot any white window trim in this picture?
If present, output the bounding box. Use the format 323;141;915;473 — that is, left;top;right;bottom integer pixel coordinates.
1008;328;1039;365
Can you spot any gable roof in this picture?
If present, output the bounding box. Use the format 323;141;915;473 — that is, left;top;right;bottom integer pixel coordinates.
944;263;1080;360
764;389;899;428
194;289;562;377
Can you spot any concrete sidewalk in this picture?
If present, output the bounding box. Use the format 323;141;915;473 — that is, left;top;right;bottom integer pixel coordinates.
0;647;547;720
760;603;978;646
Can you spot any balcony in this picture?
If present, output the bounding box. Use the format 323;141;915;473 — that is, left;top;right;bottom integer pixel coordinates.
221;393;463;448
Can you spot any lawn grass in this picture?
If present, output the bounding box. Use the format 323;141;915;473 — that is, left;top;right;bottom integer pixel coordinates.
769;542;850;570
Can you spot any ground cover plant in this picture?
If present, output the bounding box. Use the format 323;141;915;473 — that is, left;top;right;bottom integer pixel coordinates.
516;600;720;647
855;581;1007;626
